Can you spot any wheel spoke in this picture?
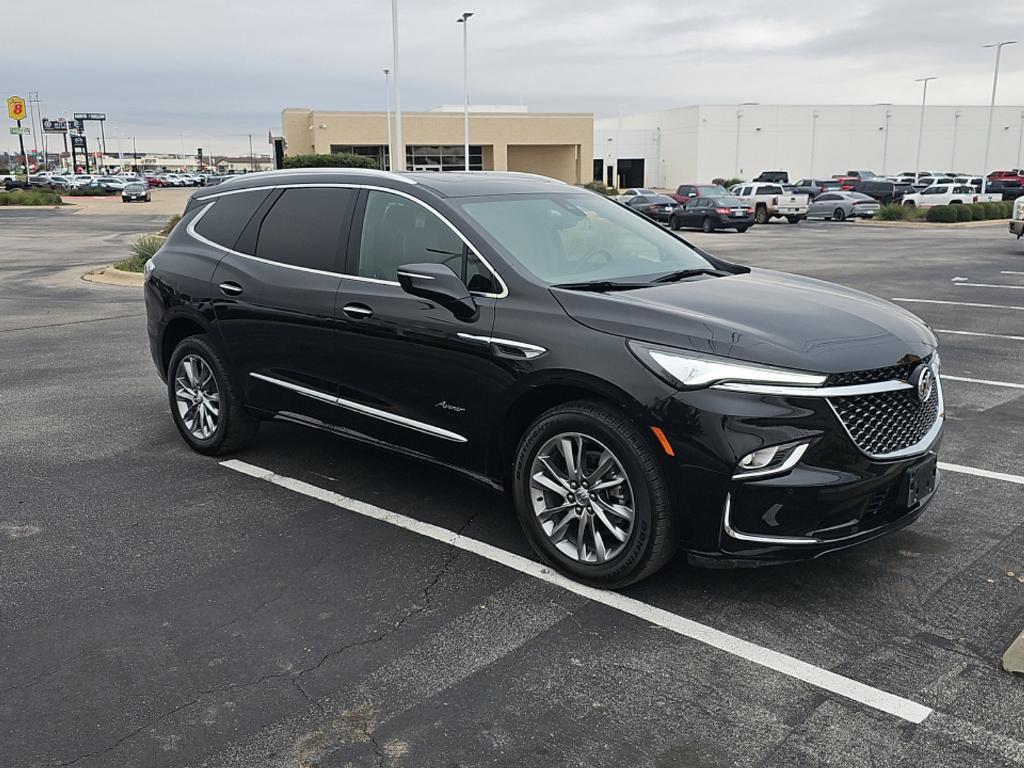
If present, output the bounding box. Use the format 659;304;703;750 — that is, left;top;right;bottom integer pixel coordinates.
549;510;577;540
585;450;616;485
532;471;568;498
183;358;199;386
537;456;571;491
559;436;580;480
594;496;634;523
537;502;574;521
576;514;587;560
593;507;628;542
591;475;625;492
591;521;607;562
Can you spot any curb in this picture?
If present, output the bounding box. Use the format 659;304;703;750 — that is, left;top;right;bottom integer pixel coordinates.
82;266;144;287
1004;628;1024;675
853;219;1010;229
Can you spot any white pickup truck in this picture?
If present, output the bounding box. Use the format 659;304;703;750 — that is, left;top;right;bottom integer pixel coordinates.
902;184;1000;208
1011;197;1024;239
729;183;809;224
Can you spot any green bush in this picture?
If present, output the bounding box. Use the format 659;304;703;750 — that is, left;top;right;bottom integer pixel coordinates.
926;205;957;223
712;177;744;189
954;203;974;222
114;234;165;272
877;204;906;220
159;214;182;236
583;181;617;195
969;203;987;221
0;189;61;206
1000;201;1014;218
282;152;377;169
66;187;112;197
981;202;1002;219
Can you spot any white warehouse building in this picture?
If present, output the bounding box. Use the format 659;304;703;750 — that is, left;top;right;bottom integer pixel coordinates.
595;104;1024;189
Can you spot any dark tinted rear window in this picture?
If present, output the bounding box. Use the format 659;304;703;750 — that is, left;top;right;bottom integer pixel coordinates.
195;190;271;249
255;187;356;272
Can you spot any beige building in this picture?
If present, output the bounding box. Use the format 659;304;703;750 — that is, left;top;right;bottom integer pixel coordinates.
280;106;593;184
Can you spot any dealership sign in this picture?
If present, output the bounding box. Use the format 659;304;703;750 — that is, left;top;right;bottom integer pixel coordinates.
42;117;68;133
73;112;106;121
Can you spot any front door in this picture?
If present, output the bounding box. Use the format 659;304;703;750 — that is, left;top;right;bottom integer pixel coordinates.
210;185;358;425
332;188;507;473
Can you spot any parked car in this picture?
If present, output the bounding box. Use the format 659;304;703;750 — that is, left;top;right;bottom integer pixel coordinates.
669;195;754;232
618;187;657;202
912;176;956;190
624;194;679;224
981;180;1024;201
902;184;987;207
96;176;130;192
753;171;788;183
988;170;1024;184
670;184;729;205
729;183;808;223
845;170;878;180
1010;196;1024;239
852;180;913;205
46;175;73;191
831;176;860;191
145;168;943;586
806;192;880;221
791;178;843;198
122;182;151;203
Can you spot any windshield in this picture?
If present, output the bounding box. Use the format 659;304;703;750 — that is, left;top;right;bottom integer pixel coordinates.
696;185;728;195
459;192;715;285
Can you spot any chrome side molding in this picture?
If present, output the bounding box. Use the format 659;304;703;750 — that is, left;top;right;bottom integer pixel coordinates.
457;333;547;360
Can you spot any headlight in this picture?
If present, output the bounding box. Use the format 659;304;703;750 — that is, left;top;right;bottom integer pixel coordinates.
143;258;155;281
629;341;827;390
931;351;940;372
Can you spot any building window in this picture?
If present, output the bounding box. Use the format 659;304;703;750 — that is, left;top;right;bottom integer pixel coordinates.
329;144;389;169
406;145;482;172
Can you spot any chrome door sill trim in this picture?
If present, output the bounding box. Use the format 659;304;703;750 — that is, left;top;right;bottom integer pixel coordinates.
249;373;468;443
722;493;822;545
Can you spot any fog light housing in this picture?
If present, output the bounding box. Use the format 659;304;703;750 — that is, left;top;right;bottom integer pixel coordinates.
733;441;809;479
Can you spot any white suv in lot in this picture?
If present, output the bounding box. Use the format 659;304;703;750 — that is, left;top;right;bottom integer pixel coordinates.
902;184;979;208
1011;197;1024;239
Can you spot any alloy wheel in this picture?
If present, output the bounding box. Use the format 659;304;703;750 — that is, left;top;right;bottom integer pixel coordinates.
529;432;635;564
173;354;220;440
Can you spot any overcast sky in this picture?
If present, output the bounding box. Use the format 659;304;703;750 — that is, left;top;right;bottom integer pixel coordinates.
5;0;1023;157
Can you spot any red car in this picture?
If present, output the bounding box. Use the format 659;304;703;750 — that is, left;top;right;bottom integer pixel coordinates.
833;176;860;191
144;174;167;187
988;170;1024;184
670;183;729;205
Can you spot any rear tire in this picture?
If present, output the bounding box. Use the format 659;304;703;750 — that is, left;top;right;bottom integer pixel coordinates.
701;217;715;233
166;334;258;456
669;215;679;231
754;205;769;225
834;208;847;222
736;226;749;233
512;400;677;588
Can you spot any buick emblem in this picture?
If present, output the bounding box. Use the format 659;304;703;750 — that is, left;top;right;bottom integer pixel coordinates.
909;364;934;403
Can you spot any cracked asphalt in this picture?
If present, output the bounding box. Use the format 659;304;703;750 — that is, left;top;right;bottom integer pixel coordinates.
1;208;1023;767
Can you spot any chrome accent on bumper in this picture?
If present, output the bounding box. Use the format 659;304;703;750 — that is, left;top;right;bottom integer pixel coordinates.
722;493;822;545
732;442;810;480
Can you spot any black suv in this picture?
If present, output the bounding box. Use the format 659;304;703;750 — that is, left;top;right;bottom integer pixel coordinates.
145;169;943;586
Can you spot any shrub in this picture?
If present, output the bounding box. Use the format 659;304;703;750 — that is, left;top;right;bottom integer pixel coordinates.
954;203;974;222
114;234;165;272
877;204;907;220
159;214;182;236
969;203;987;221
282;152;377;169
926;205;957;223
0;189;61;206
1000;201;1014;218
712;177;744;189
981;202;1003;219
583;181;617;195
66;187;111;197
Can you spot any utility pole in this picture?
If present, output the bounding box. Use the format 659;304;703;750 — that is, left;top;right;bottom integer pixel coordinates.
809;110;819;177
248;134;255;172
132;136;139;172
383;69;393;171
914;77;937;182
882;109;892;174
981;41;1016;194
951;110;962;170
391;0;404;171
457;12;474;171
27;92;41;165
735;109;743;178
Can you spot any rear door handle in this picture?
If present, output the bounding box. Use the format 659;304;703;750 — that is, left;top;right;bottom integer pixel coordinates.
342;303;373;319
218;281;243;296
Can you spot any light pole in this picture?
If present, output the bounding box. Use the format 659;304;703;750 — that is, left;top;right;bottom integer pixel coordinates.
457;12;474;171
1017;110;1024;172
132;136;139;173
809;110;819;177
383;68;393;171
735;109;742;178
981;41;1016;194
115;128;124;172
391;0;404;171
914;77;937;182
178;133;186;171
882;109;892;174
951;110;962;170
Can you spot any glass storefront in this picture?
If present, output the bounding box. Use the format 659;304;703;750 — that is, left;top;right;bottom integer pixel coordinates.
406;145;482;172
330;145;390;169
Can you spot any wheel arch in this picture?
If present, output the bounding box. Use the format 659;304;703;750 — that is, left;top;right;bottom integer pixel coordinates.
160;311;213;376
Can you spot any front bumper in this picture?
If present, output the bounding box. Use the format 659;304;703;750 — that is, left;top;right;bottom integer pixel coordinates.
1010;220;1024;237
654;374;944;565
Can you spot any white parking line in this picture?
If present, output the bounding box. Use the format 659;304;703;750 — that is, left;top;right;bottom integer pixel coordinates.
955;283;1024;290
938;462;1024;486
999;271;1024;275
936;329;1024;341
942;375;1024;390
892;298;1024;312
221;458;933;724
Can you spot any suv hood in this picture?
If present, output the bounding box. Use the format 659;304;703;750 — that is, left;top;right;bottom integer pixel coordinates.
551;269;936;374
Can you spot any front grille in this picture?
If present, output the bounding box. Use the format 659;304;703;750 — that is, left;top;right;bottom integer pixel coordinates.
825;355;931;387
829;382;940;458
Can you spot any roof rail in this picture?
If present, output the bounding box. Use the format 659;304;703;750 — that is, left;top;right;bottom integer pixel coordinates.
463;170;567;185
219;167;417;185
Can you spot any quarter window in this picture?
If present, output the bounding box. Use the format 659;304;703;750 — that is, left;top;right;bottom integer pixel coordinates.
194;189;271;250
254;187;356;271
356;190;496;293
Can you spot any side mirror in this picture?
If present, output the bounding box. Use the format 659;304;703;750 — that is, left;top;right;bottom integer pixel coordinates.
397;262;479;322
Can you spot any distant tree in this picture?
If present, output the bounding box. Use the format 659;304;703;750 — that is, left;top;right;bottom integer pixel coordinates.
282;153;377;169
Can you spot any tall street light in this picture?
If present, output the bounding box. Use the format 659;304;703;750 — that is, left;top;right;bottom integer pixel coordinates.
914;77;937;182
734;109;743;178
457;12;474;171
391;0;404;171
809;110;819;176
981;41;1016;194
882;109;892;174
951;110;962;170
383;68;393;171
1017;110;1024;172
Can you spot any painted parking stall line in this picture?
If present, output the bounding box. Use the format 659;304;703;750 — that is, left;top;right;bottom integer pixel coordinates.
938;462;1024;486
955;283;1024;291
936;329;1024;342
942;375;1024;390
221;459;934;725
892;297;1024;312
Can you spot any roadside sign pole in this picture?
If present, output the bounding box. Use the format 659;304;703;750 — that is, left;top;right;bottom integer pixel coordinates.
17;120;28;175
99;119;107;156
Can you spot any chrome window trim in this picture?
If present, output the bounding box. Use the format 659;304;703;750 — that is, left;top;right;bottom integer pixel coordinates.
722;493;822;545
397;270;434;280
456;333;547;359
826;363;944;461
249;372;468;443
712;379;913;397
190;183;508;299
732;442;810;480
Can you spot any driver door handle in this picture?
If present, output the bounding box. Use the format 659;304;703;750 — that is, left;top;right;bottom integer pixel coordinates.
342;303;373;319
219;281;243;296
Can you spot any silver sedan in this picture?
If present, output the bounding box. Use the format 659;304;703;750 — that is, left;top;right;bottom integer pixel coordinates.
806;191;880;221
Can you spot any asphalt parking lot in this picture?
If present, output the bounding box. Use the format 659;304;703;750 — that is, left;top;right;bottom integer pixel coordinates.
2;208;1023;767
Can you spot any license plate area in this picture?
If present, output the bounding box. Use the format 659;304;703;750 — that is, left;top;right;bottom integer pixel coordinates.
900;456;937;509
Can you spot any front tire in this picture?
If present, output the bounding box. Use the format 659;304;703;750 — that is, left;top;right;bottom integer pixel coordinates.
834;208;847;222
701;217;715;233
512;400;677;587
669;215;679;231
167;334;258;455
736;226;749;233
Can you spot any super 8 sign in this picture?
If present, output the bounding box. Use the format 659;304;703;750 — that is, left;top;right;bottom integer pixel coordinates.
7;96;27;121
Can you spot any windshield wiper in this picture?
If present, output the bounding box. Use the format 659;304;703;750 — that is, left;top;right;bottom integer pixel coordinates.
552;280;652;292
652;268;729;283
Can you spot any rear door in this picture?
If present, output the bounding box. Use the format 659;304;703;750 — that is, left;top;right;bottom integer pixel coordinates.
210;185;357;424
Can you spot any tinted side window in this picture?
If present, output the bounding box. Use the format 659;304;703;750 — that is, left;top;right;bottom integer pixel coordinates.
254;187;356;271
195;190;271;250
356;190;495;293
